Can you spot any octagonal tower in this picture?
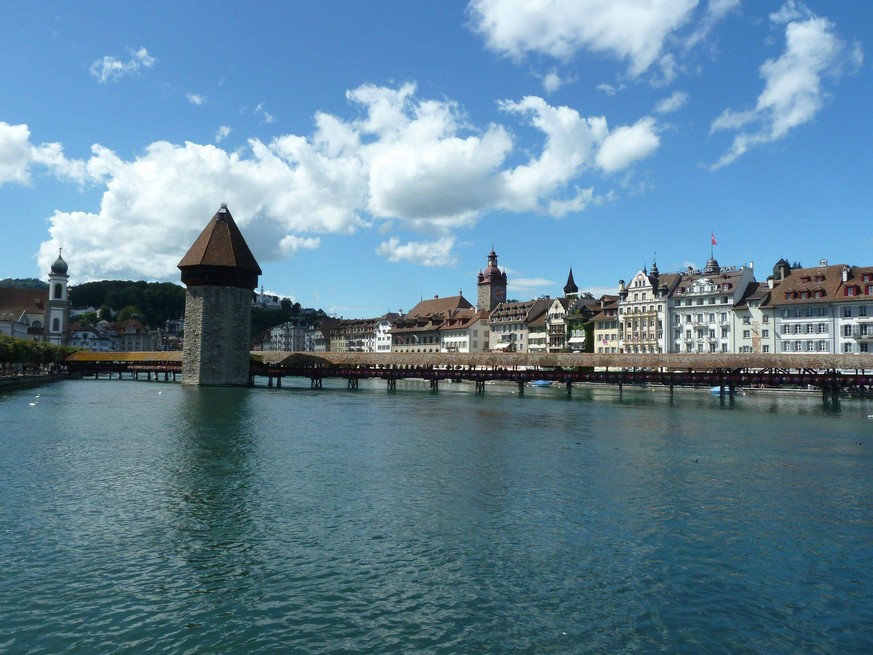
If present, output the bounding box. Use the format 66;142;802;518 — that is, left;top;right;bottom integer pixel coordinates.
178;204;261;386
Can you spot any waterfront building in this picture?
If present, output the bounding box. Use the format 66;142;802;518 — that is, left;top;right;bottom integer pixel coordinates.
732;282;775;353
178;204;261;386
487;298;550;352
592;298;621;353
764;260;873;354
328;314;398;352
264;321;307;352
477;248;508;312
66;319;161;352
307;317;340;352
617;260;679;354
439;309;489;353
834;265;873;354
67;325;115;352
391;295;474;353
545;296;572;353
670;258;755;354
527;311;547;353
375;313;397;352
567;294;616;353
0;290;48;340
765;260;845;354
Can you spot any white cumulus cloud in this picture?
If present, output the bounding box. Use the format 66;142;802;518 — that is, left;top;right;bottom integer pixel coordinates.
468;0;698;77
0;121;87;185
25;83;660;280
376;237;457;267
186;92;206;106
90;47;156;83
710;2;862;169
596;117;660;173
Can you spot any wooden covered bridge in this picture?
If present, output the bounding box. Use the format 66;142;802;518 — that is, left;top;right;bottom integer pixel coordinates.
64;351;873;403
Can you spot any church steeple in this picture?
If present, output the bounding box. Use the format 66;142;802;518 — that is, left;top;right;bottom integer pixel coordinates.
563;267;579;297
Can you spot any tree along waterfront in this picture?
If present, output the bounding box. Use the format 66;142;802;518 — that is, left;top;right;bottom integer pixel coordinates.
0;335;77;376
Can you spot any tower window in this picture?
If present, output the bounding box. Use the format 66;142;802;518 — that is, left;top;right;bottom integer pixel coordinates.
54;283;63;299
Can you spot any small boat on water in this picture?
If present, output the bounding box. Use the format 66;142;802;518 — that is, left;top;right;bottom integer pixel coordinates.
532;380;552;387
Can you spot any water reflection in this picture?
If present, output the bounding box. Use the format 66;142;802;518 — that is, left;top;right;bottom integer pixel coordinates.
166;387;263;603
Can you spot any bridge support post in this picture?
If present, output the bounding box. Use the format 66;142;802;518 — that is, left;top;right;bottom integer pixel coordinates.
517;380;524;396
476;380;485;394
276;377;282;388
311;377;322;389
430;379;438;392
268;376;273;388
566;382;572;397
348;378;358;390
387;378;396;392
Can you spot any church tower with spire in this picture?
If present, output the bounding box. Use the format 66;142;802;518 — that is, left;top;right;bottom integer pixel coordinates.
563;267;579;299
477;246;507;312
46;249;70;345
178;204;261;386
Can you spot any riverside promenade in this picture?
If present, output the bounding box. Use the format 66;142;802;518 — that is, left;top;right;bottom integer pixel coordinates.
64;351;872;403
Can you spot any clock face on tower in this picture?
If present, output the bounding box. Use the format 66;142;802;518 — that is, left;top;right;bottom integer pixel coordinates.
495;288;504;299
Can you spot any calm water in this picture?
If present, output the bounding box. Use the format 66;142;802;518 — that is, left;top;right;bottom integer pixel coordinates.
1;378;871;654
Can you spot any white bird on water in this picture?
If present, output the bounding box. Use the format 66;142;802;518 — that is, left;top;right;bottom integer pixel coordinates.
29;402;37;406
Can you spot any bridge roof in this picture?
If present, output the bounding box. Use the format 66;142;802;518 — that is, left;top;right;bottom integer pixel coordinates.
252;351;873;371
66;351;182;363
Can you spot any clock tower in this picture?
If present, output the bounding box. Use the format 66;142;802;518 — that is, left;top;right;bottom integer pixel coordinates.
477;247;507;312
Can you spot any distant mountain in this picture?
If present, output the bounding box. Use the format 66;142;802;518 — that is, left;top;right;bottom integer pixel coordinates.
0;277;49;289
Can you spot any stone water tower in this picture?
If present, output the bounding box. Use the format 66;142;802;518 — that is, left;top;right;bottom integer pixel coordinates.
178;204;261;386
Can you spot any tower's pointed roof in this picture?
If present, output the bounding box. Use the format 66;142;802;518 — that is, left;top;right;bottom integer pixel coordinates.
563;267;578;295
178;205;261;289
178;204;261;273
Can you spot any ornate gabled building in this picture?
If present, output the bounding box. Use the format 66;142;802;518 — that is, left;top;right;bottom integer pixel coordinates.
477;247;507;312
617;260;679;354
178;204;261;386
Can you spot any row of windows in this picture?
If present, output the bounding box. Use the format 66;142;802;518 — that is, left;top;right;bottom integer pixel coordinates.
781;323;829;334
675;296;730;306
776;306;871;318
781;341;830;352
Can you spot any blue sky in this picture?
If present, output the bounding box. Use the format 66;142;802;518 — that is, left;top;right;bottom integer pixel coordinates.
2;0;870;317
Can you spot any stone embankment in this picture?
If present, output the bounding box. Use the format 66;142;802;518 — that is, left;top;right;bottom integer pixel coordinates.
0;373;70;391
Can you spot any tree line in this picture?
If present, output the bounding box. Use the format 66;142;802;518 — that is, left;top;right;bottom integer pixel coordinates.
0;335;76;371
70;280;187;329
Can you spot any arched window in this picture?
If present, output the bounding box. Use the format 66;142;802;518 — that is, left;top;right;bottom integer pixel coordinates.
54;283;63;299
52;318;60;332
